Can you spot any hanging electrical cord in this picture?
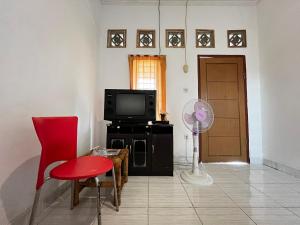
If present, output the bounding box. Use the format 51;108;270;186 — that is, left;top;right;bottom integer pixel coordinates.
183;0;189;73
173;134;192;167
158;0;161;55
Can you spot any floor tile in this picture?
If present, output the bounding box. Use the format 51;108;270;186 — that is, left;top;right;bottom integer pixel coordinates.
195;208;255;225
38;164;300;225
127;176;149;183
38;207;96;225
123;182;148;188
95;206;148;225
55;196;98;208
270;195;300;207
218;183;265;197
250;183;297;194
212;174;245;184
288;208;300;217
149;175;181;184
183;183;226;197
230;196;280;208
149;208;201;225
190;196;237;208
149;195;192;207
101;215;148;225
243;207;300;225
149;183;186;196
119;196;148;208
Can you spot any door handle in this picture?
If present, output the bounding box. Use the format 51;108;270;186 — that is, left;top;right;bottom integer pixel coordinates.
152;145;155;154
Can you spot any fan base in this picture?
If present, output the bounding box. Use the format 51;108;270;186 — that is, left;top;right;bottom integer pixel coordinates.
180;170;213;186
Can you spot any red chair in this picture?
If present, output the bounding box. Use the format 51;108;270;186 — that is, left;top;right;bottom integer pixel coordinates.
28;116;118;225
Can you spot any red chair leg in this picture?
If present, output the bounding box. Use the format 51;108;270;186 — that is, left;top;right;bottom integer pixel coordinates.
95;177;101;225
112;167;119;211
28;189;41;225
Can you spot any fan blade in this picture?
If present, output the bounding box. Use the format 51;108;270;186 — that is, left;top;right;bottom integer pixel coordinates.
194;101;205;112
195;109;207;122
200;121;209;129
184;113;196;125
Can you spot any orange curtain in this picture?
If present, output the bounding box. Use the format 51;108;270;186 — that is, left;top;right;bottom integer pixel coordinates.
128;55;167;120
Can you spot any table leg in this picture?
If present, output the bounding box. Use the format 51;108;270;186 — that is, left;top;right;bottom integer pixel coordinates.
113;159;122;206
73;180;80;208
122;150;129;183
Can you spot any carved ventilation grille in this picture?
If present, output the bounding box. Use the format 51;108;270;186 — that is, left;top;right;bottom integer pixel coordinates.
137;30;155;48
166;29;185;48
196;29;215;48
107;29;127;48
227;30;247;48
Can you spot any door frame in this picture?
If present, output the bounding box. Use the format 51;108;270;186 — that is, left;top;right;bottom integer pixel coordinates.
197;55;250;163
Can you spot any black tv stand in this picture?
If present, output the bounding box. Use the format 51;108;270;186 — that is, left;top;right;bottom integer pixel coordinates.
106;122;173;176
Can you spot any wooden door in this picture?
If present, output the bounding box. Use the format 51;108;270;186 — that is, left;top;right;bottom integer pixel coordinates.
198;56;249;162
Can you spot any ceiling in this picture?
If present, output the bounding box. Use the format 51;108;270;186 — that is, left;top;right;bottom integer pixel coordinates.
100;0;259;6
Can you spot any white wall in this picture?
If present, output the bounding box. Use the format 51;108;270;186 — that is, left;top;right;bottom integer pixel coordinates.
258;0;300;170
96;4;262;163
0;0;99;223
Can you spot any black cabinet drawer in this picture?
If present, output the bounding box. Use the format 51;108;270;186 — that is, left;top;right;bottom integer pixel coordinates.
106;123;173;176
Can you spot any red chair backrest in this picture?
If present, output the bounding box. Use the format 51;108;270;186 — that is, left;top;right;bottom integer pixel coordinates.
32;116;78;189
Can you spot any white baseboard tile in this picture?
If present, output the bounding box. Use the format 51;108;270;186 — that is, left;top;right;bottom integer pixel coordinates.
175;156;263;165
264;158;300;179
250;157;263;165
174;156;193;165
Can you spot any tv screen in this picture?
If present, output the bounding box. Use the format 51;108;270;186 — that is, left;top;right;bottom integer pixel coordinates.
116;94;146;116
104;89;156;122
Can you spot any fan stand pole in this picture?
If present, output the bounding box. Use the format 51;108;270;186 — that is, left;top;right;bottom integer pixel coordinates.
192;122;200;175
180;121;213;185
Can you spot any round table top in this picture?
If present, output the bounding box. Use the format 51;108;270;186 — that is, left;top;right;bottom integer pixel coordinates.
50;156;113;180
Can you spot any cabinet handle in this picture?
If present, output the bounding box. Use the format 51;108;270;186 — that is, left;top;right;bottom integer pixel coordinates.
152;145;155;154
129;145;132;154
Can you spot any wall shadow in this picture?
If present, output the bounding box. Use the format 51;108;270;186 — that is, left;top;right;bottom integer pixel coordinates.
0;156;62;224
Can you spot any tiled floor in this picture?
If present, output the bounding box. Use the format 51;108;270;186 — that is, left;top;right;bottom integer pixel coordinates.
37;164;300;225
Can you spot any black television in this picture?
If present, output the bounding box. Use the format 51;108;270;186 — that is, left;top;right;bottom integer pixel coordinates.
104;89;156;123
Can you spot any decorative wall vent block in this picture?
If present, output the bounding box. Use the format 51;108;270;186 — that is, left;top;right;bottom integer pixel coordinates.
227;30;247;48
166;29;185;48
136;30;155;48
196;29;215;48
107;29;127;48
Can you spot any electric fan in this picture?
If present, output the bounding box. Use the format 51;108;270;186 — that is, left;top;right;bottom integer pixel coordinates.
180;99;214;185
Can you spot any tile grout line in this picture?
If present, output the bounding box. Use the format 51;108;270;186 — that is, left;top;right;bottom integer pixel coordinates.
248;181;298;211
249;178;300;212
286;207;300;218
218;170;259;225
232;166;300;214
246;169;300;212
38;166;300;225
179;172;204;225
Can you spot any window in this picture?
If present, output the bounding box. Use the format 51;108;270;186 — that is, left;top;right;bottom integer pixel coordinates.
129;55;166;119
107;29;127;48
136;30;155;48
227;30;247;48
166;29;185;48
196;29;215;48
